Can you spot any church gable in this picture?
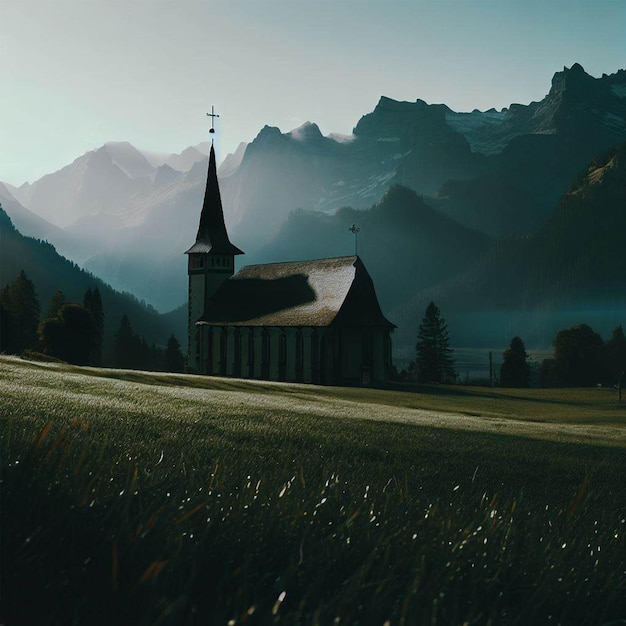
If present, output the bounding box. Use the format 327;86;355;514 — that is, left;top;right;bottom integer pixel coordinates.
199;255;380;328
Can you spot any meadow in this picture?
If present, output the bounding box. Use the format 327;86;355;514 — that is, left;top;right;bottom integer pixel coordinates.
1;355;625;625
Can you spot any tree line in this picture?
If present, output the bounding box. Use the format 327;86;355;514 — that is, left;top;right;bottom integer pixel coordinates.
0;270;184;373
399;300;626;391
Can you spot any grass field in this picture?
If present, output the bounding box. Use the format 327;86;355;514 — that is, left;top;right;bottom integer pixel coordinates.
1;355;625;625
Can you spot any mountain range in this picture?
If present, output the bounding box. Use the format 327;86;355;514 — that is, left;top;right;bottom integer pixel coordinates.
2;63;625;353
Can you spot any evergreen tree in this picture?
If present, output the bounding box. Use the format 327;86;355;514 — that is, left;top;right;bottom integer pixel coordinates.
84;287;104;365
553;324;604;386
39;303;97;365
164;334;185;373
604;326;626;396
0;291;12;353
416;301;456;383
46;290;68;320
500;336;530;387
113;314;135;369
6;271;40;353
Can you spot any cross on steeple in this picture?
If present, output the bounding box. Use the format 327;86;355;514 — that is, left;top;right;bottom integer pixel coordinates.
348;224;360;256
207;105;219;137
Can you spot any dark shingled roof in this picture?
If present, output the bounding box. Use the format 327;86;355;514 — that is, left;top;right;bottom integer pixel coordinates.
198;256;395;328
185;144;244;256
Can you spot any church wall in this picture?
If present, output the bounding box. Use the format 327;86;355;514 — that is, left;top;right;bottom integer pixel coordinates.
284;328;296;382
268;328;280;381
302;328;312;383
226;327;235;376
339;330;363;384
188;274;205;372
187;257;233;373
197;323;392;385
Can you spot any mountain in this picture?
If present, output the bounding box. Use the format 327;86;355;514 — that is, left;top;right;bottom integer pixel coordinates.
0;207;186;358
220;64;626;243
0;183;61;242
219;107;482;249
397;141;626;348
3;63;624;320
434;64;626;236
445;64;626;156
250;184;491;315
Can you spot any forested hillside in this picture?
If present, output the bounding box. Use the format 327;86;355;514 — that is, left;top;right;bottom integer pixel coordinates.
395;142;626;347
0;206;186;360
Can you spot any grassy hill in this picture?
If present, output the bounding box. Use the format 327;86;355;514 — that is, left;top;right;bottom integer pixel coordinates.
1;356;625;625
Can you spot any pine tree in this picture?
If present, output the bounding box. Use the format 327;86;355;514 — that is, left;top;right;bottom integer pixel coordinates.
46;290;68;320
0;290;12;353
553;324;604;386
113;314;135;368
416;301;456;383
164;334;185;373
84;287;104;365
500;336;530;387
605;326;626;398
7;271;41;353
39;303;97;365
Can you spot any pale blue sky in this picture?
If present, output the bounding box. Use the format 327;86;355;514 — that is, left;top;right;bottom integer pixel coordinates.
1;0;625;185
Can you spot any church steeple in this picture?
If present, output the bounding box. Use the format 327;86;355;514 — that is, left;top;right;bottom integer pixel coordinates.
185;115;244;373
185;144;244;256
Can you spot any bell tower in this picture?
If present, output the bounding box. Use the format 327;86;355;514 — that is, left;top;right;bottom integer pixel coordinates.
185;110;244;373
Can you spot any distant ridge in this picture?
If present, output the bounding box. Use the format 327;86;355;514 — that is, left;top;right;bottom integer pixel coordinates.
0;206;186;357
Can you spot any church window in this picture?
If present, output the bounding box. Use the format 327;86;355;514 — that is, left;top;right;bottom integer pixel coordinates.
295;329;304;381
261;328;270;379
207;328;213;375
311;329;319;384
220;328;227;375
279;330;287;364
279;330;287;381
248;328;255;378
233;328;242;377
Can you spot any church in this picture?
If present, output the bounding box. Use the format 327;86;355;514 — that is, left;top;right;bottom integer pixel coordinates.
185;141;395;386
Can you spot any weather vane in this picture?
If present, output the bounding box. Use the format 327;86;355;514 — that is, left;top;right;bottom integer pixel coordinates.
348;224;360;255
207;105;219;142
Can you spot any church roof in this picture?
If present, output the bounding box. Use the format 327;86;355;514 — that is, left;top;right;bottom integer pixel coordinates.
185;144;244;256
198;256;395;328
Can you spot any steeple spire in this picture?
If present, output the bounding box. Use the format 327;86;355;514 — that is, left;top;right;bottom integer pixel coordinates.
185;144;244;256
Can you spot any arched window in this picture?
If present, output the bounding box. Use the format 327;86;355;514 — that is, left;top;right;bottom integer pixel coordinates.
220;327;227;375
278;329;287;381
311;329;319;384
295;328;304;381
261;328;270;379
233;328;242;377
206;327;213;375
247;328;255;378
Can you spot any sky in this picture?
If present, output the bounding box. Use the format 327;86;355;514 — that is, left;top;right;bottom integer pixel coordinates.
1;0;625;185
